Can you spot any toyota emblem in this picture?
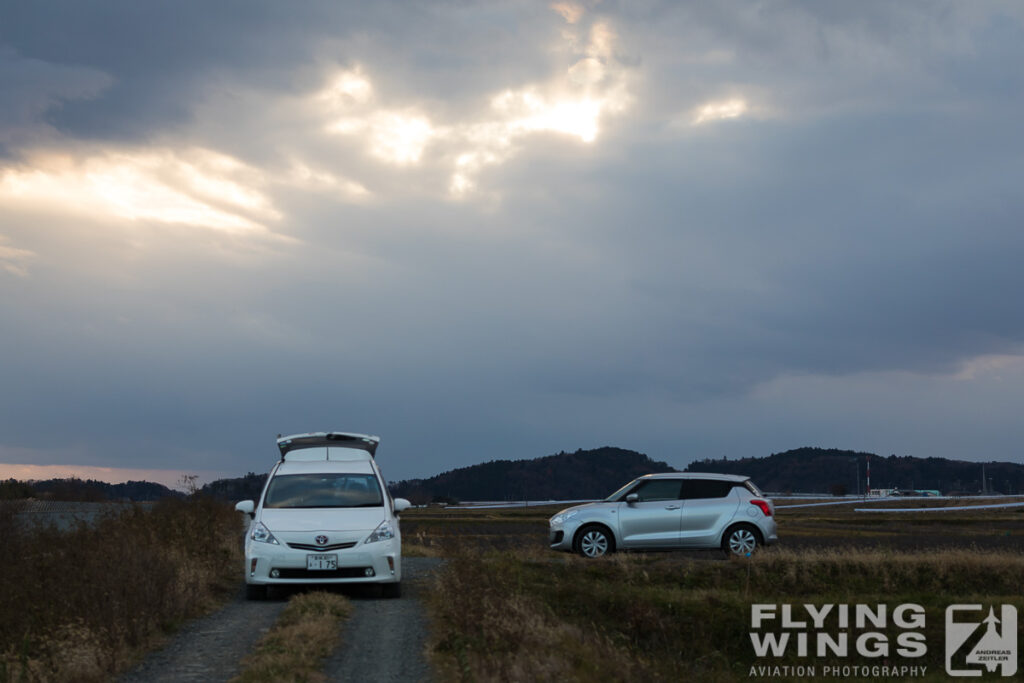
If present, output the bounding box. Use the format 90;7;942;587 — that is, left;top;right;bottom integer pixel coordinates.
315;535;328;545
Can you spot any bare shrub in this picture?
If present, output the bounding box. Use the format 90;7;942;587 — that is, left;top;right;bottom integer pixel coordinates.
0;496;242;682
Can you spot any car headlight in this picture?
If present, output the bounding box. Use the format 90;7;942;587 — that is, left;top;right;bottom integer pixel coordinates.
365;519;395;544
550;510;579;526
250;522;280;545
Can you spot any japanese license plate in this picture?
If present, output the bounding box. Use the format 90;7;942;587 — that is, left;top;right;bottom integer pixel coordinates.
306;554;338;570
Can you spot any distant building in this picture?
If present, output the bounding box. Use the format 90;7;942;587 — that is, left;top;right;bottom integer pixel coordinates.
866;488;940;497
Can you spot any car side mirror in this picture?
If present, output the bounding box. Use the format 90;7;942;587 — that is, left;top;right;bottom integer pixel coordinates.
393;498;411;514
625;493;639;504
235;500;255;519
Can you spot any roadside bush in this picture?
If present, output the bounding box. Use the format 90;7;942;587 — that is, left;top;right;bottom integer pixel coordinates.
0;496;242;682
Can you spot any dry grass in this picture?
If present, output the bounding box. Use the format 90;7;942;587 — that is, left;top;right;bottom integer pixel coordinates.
418;505;1024;682
0;496;242;683
230;592;352;683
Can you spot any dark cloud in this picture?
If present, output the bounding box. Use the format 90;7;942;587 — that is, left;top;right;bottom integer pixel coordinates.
2;1;1024;479
0;1;563;143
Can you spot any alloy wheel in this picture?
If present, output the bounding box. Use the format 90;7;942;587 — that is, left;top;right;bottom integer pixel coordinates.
580;529;609;557
728;528;758;555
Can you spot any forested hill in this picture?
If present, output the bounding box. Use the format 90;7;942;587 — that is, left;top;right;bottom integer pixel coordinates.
686;447;1024;495
389;447;676;504
0;477;180;501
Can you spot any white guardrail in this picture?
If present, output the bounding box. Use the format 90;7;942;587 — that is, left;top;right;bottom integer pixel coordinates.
456;496;1024;512
854;501;1024;513
770;495;1024;512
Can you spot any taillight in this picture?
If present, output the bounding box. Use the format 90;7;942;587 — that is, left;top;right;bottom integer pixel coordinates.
751;499;772;517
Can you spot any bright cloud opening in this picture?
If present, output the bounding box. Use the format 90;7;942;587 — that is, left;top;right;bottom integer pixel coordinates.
283;161;370;199
316;11;632;198
368;112;436;165
0;149;279;233
443;19;630;196
319;69;374;107
692;98;750;125
492;89;602;143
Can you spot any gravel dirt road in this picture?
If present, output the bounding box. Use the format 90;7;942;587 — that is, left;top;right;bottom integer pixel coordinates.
117;557;442;683
323;557;442;682
117;591;287;683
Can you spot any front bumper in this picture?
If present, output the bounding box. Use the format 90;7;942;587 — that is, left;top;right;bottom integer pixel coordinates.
244;537;401;585
548;519;584;553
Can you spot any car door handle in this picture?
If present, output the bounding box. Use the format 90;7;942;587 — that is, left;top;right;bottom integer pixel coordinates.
664;505;680;510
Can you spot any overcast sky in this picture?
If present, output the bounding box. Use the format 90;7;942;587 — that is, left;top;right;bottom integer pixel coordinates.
2;1;1023;486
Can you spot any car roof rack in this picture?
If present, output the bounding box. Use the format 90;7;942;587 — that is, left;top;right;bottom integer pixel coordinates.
277;432;380;459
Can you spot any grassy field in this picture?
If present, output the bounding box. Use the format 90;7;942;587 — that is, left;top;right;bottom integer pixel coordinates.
408;499;1024;681
4;495;1020;681
0;497;242;682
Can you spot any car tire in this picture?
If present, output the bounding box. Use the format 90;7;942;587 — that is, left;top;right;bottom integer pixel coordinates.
574;525;615;558
722;524;762;557
381;582;402;599
245;583;268;601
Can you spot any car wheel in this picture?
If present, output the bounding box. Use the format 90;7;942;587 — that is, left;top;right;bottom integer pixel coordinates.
245;584;268;601
723;525;761;557
381;582;402;599
575;525;614;558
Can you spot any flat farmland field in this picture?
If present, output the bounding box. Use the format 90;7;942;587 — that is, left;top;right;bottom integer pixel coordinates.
402;496;1024;554
775;499;1024;552
408;499;1024;682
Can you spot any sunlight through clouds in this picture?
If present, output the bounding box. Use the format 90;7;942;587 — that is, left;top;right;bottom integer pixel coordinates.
318;8;632;198
551;1;584;25
692;97;750;125
282;161;370;199
443;17;630;197
0;237;35;276
0;148;280;234
327;110;437;165
367;112;436;165
318;69;374;108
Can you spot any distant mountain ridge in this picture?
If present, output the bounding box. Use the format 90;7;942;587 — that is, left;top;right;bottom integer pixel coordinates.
687;447;1024;495
9;446;1022;504
388;447;676;504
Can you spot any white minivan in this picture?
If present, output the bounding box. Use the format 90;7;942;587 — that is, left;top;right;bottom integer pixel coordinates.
235;432;411;599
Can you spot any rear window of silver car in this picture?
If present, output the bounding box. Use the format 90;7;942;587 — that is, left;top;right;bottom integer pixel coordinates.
264;473;384;508
681;479;734;499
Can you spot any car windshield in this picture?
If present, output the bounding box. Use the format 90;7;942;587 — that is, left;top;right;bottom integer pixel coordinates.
604;478;641;502
263;473;384;509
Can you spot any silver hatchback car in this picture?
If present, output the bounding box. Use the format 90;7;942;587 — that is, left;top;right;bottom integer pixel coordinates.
549;473;777;558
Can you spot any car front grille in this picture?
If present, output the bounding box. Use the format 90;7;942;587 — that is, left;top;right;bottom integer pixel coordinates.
287;542;358;551
273;567;373;579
